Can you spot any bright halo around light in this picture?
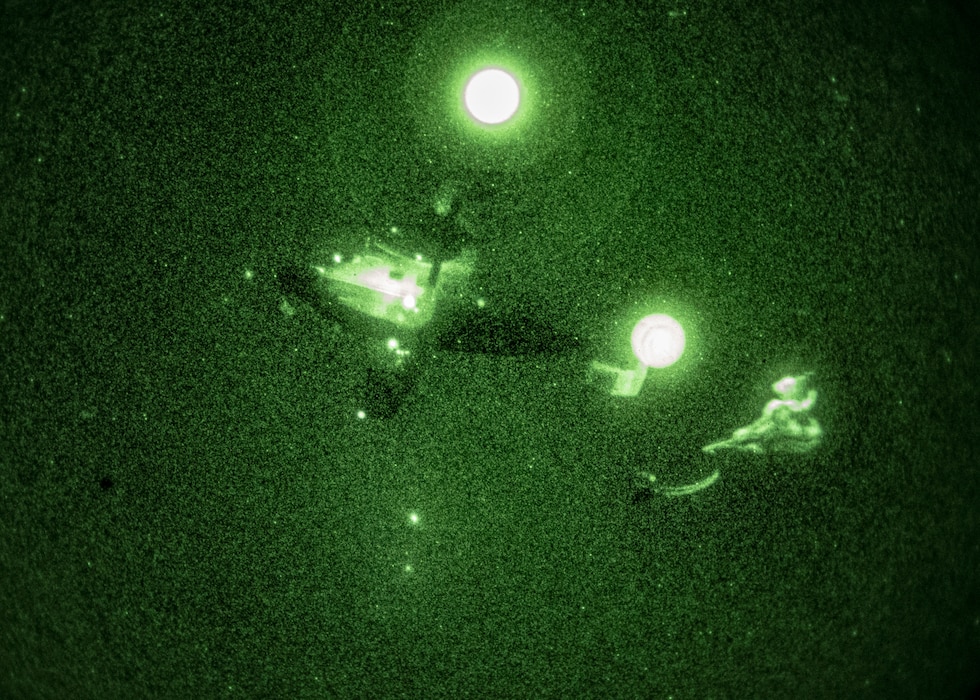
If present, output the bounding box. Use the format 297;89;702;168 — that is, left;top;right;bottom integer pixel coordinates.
631;314;686;369
464;68;520;125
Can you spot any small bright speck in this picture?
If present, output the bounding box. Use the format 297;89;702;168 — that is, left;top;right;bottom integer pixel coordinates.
408;512;420;525
356;410;366;419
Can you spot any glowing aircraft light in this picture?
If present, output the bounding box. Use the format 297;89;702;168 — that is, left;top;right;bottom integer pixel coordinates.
631;314;686;369
590;314;687;397
464;68;520;125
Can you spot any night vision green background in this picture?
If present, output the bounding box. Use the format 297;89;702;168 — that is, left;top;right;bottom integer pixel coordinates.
1;0;978;697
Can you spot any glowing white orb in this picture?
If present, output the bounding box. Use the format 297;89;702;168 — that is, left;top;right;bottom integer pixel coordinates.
464;68;520;125
631;314;686;368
